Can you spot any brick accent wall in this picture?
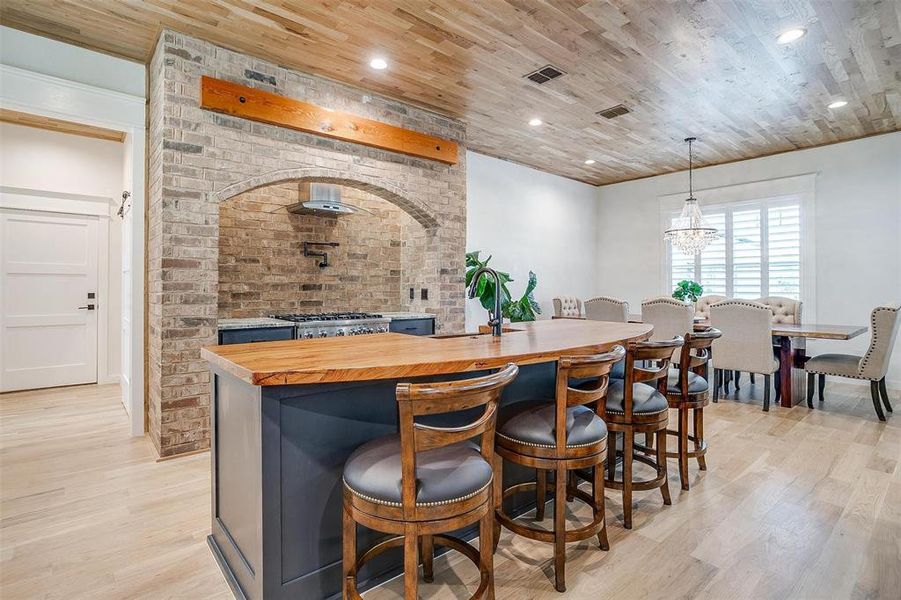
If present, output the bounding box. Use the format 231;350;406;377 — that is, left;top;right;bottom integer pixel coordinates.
148;30;466;457
219;183;427;317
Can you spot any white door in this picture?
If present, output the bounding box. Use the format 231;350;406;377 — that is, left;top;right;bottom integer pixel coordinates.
0;209;99;392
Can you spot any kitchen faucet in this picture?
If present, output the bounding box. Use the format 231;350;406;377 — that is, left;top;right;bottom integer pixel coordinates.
467;267;503;337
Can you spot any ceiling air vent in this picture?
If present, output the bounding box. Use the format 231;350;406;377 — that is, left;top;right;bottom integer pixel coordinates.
597;104;630;119
524;64;566;85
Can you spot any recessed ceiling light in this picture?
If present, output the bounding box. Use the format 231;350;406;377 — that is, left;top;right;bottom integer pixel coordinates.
369;57;388;70
827;99;848;109
777;28;806;44
584;159;596;165
528;118;543;127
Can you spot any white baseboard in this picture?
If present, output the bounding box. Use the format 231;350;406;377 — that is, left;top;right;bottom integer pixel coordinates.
98;374;120;385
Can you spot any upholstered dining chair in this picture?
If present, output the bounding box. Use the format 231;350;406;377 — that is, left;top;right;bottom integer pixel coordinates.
694;295;727;321
804;303;900;421
730;296;803;390
553;296;583;318
642;297;694;348
585;296;629;322
709;300;781;411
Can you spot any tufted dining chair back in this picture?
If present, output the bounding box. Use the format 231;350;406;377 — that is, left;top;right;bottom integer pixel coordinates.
585;296;629;322
695;295;727;320
709;300;778;375
757;296;803;325
552;296;582;318
859;303;901;380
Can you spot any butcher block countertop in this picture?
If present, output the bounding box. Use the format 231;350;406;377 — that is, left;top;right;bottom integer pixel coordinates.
201;319;653;386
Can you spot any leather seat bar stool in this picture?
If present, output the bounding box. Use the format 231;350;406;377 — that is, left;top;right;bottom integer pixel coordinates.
342;364;519;600
603;337;683;529
804;303;899;421
494;346;625;593
663;328;722;490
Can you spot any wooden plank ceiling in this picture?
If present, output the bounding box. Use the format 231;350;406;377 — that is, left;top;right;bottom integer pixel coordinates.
2;1;898;185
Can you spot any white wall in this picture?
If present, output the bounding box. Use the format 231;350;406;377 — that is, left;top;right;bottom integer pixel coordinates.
0;122;125;383
595;132;901;385
0;26;145;97
465;151;599;330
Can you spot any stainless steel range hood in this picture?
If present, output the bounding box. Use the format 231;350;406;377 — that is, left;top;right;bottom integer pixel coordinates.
286;182;373;217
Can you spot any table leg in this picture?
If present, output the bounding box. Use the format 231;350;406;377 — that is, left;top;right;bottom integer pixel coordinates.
778;336;792;408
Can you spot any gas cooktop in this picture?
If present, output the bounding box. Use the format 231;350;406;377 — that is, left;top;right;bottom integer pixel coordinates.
268;312;384;322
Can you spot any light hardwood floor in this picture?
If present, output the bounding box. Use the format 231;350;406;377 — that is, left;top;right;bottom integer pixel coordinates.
1;381;899;599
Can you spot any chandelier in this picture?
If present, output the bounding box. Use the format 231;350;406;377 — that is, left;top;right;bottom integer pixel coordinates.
664;137;718;254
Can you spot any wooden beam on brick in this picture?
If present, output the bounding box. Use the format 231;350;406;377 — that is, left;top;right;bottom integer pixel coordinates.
199;76;458;164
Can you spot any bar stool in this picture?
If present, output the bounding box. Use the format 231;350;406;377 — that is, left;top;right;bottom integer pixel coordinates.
603;337;683;529
493;346;624;593
663;328;721;490
342;364;519;600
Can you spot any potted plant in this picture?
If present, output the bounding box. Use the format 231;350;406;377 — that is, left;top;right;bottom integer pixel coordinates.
465;251;541;322
672;279;703;303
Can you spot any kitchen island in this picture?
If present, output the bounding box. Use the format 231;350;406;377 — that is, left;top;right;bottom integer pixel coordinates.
201;319;653;600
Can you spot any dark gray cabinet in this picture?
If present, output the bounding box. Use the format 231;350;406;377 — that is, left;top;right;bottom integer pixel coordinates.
218;326;295;345
388;317;435;336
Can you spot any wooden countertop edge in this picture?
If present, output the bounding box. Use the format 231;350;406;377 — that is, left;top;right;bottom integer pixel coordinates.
201;327;652;386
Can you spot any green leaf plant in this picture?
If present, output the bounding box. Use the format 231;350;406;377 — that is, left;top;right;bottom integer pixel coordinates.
465;251;541;322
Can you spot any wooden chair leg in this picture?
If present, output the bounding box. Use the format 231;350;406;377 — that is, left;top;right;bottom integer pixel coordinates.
712;369;720;402
554;464;567;592
724;370;731;395
404;525;419;600
818;374;825;401
678;407;689;491
734;371;741;391
342;506;356;600
607;432;617;482
806;372;815;408
479;502;495;600
593;465;609;550
763;375;771;411
421;534;434;583
492;454;503;552
656;428;671;505
694;408;706;470
750;373;755;384
879;378;893;413
870;381;887;422
535;469;547;521
775;374;781;404
622;429;634;529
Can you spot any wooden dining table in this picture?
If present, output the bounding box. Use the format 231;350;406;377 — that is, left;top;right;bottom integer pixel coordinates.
558;315;868;408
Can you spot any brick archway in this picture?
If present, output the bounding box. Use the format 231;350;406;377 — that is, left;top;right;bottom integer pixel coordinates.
214;167;440;230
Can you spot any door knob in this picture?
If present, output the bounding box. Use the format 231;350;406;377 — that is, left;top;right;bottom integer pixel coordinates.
77;304;96;310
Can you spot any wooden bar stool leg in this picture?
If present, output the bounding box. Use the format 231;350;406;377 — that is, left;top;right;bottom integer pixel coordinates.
656;428;671;506
342;506;356;600
535;469;547;521
554;464;567;592
607;432;617;482
678;407;689;491
403;525;419;600
593;464;609;550
645;432;654;450
566;471;576;502
493;455;503;552
694;408;706;471
421;534;434;583
623;429;634;529
480;504;495;600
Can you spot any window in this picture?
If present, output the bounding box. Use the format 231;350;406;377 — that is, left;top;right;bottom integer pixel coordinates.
667;198;802;300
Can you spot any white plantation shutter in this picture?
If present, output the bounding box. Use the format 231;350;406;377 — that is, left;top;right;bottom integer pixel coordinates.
698;211;727;295
667;198;801;301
